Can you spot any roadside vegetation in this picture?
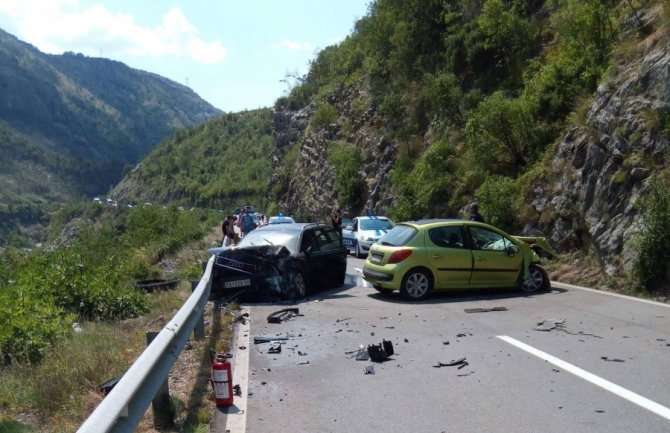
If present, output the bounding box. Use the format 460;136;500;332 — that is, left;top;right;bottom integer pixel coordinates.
0;204;234;432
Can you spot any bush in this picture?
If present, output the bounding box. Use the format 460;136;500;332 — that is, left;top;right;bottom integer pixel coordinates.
328;141;363;209
631;177;670;290
474;176;520;232
311;103;339;128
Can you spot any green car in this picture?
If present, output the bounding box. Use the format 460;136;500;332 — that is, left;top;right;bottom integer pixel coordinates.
362;219;556;300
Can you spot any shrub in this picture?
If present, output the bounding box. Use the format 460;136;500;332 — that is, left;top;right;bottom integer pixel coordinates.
474;176;520;232
631;177;670;290
311;103;339;128
328;141;363;209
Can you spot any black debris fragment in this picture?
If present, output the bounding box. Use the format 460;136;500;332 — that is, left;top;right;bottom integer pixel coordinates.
601;356;625;362
267;308;301;324
298;361;310;365
234;312;250;324
433;357;467;368
98;377;120;395
443;340;450;345
233;384;242;396
268;345;282;354
464;307;508;313
367;340;394;362
254;335;289;344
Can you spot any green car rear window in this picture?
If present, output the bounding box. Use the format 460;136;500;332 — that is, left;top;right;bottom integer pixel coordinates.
377;225;417;246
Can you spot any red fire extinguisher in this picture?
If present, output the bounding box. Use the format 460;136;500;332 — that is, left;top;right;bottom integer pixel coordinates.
212;353;234;407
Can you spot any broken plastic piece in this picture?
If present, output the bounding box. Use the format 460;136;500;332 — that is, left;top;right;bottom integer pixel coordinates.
254;335;289;344
233;384;242;396
367;340;394;362
601;356;625;362
268;345;282;354
364;365;375;375
267;308;301;324
355;347;369;361
433;357;467;368
464;307;508;313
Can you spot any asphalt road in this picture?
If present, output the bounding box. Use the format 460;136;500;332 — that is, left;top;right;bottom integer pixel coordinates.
214;257;670;433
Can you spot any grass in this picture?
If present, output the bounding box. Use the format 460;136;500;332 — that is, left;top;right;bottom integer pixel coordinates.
0;226;235;433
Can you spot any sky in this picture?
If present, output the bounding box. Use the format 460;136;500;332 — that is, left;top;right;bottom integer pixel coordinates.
0;0;371;112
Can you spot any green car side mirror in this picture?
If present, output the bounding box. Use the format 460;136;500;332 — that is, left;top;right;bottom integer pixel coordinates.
506;244;520;256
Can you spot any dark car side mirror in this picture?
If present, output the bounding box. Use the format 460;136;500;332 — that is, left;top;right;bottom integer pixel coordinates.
506;244;520;256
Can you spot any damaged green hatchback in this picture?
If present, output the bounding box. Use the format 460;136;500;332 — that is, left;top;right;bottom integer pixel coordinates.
362;219;556;300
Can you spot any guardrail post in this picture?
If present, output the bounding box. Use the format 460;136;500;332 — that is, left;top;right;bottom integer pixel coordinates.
146;332;173;429
192;280;206;340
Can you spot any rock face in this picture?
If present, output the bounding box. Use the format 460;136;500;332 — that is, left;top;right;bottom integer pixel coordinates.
271;88;397;221
528;34;669;274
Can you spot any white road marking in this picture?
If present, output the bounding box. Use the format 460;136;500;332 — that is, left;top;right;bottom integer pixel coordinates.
552;281;670;309
223;306;250;432
498;335;670;421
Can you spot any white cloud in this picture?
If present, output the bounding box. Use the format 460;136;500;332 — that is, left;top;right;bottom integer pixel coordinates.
0;1;227;64
273;39;315;52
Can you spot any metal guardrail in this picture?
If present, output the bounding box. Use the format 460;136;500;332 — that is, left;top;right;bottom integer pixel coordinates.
77;256;215;433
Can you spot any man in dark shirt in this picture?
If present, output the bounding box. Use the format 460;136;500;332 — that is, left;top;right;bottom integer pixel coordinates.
331;209;343;234
469;204;484;223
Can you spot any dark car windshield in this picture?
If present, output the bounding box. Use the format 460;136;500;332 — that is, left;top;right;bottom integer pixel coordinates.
237;229;299;254
377;225;417;246
360;218;393;231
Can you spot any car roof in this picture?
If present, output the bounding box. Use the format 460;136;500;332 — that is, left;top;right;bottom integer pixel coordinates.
254;222;325;232
355;215;391;220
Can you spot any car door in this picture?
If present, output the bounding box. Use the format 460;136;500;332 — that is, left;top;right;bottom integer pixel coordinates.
341;218;357;253
302;227;347;286
425;225;472;289
467;226;523;287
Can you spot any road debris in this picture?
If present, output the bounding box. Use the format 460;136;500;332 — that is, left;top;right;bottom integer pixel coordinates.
364;365;375;375
464;307;508;313
534;318;602;338
234;312;250;324
268;345;282;354
233;384;242;396
601;356;625;362
433;357;468;368
254;334;289;344
534;318;566;331
267;308;301;324
355;346;369;361
367;340;394;362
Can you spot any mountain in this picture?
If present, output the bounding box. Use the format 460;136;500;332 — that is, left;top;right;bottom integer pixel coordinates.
0;28;221;246
106;0;670;290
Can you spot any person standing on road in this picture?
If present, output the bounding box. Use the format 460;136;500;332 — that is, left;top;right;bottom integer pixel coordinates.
221;217;230;246
469;203;484;223
240;209;255;237
331;208;343;235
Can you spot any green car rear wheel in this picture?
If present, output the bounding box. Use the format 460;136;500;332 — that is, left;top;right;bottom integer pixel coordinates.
400;268;432;300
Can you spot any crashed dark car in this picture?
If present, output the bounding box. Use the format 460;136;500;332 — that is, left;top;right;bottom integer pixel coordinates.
208;223;347;300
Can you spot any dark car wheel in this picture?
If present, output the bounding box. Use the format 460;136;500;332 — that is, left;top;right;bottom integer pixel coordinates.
520;264;549;293
400;269;433;300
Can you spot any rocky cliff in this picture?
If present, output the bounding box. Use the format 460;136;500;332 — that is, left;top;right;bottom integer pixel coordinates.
271;88;397;220
529;25;669;275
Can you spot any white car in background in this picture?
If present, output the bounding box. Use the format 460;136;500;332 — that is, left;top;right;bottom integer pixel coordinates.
342;215;394;258
268;215;296;224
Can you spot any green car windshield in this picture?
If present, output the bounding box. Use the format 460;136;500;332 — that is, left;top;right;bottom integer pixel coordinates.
377;225;417;246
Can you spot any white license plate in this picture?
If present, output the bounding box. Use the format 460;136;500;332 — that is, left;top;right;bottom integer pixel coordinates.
370;253;383;264
224;279;251;289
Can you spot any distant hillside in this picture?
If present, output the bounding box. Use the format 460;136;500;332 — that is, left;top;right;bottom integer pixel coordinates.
112;109;274;211
0;28;221;246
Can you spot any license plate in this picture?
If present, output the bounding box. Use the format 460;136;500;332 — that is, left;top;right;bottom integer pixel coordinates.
224;279;251;289
370;253;383;264
343;238;354;247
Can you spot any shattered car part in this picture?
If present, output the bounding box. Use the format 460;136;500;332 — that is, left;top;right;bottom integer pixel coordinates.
268;345;282;354
267;308;301;324
254;335;289;344
367;340;394;362
433;357;467;368
464;307;508;313
364;365;375;375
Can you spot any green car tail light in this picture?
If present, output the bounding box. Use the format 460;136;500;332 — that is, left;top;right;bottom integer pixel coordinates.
387;249;412;264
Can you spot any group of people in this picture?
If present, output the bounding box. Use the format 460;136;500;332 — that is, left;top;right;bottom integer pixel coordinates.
221;208;262;246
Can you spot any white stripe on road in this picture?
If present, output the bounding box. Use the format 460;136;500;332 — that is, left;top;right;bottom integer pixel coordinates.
498;335;670;421
223;306;250;433
552;281;670;309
